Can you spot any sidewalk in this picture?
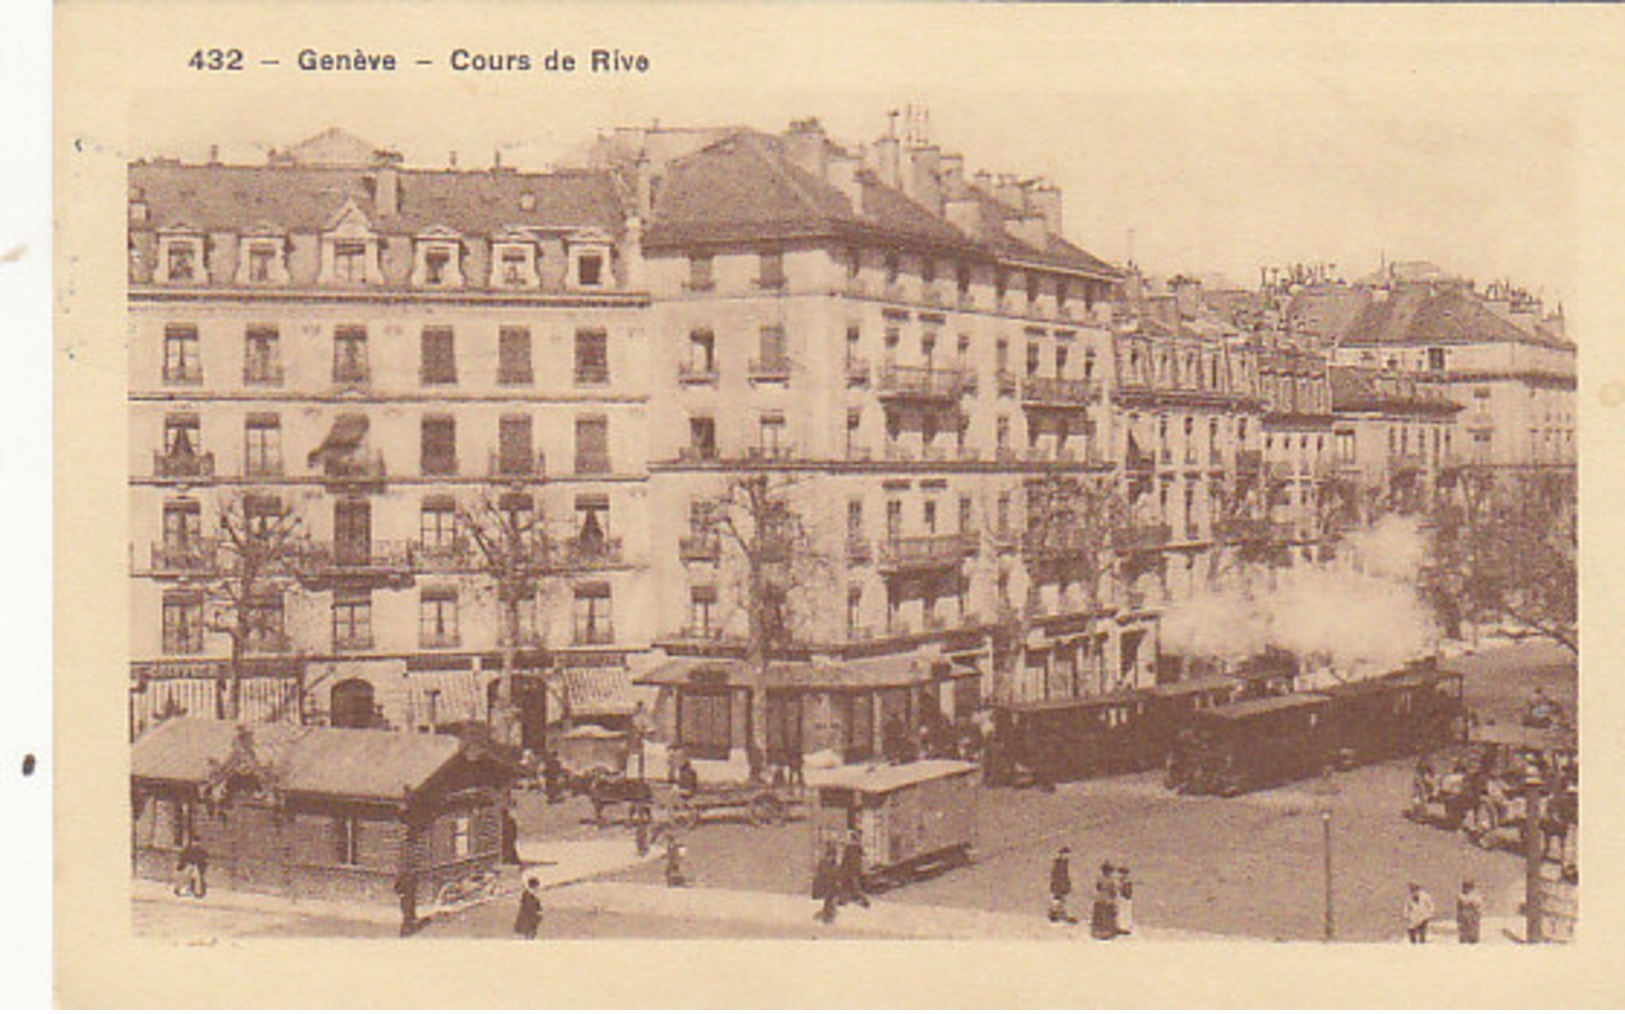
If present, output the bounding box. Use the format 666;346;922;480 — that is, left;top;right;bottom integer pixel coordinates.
546;880;1223;941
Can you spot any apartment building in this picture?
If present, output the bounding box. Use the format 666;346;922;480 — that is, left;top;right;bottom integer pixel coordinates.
128;130;651;743
1327;365;1462;519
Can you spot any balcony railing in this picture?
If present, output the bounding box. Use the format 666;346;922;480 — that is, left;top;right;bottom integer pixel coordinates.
1212;518;1274;544
745;445;795;462
845;444;873;462
575;453;612;475
747;357;792;382
322;451;387;484
563;536;624;568
154;449;215;479
419;630;462;650
921;443;952;463
677;445;720;464
876;365;972;401
244;456;284;479
679;533;722;562
243;363;285;386
1022;530;1095;559
410;539;473;572
845;536;872;564
489;450;545;480
675;625;729;642
308;539;415;572
877;533;975;571
150;540;218;573
845;356;871;385
996;369;1019;397
1021;376;1099;407
1113;524;1172;552
573;624;616;646
243;631;293;655
678;361;719;385
498;628;546;648
923;284;950;307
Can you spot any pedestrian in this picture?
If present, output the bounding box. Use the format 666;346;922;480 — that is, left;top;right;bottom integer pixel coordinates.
632;801;652;857
513;876;543;939
1091;862;1118;940
1455;879;1484;944
542;749;566;804
664;836;688;888
813;841;841;924
1115;866;1135;936
1405;881;1435;944
1048;846;1074;924
173;838;208;899
394;871;421;937
840;827;870;908
677;756;699;799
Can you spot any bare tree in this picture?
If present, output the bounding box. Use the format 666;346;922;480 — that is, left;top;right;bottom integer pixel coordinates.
998;470;1127;702
202;491;308;722
458;491;557;746
710;472;832;780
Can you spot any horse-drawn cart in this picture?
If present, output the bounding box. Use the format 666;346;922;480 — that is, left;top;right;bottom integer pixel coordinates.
670;782;795;830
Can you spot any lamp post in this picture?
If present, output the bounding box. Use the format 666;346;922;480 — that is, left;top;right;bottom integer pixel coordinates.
1322;807;1335;942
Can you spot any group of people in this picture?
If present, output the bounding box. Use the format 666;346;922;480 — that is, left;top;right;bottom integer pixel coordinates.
1405;878;1486;944
1048;847;1134;939
811;828;870;924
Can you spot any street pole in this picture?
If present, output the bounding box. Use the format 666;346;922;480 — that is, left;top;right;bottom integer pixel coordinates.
1322;808;1335;942
1525;776;1544;944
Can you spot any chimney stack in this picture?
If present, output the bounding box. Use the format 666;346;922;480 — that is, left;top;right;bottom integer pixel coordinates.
375;166;400;217
1027;182;1063;237
828;150;862;210
869;134;902;190
906;144;942;213
783;118;830;180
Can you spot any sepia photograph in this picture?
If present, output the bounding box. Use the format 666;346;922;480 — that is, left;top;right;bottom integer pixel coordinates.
54;2;1621;1007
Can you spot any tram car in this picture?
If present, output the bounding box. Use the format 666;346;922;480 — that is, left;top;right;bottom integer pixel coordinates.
809;760;979;890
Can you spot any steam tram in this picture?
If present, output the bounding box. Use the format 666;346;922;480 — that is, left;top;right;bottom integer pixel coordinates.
1167;661;1466;796
986;655;1464;795
984;654;1297;788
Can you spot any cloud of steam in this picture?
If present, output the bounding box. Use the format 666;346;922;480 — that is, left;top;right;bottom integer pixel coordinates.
1160;515;1439;677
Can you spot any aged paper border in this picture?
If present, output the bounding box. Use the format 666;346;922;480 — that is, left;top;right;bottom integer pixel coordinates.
55;2;1625;1007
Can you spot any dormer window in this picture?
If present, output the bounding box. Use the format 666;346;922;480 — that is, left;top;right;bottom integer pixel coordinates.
156;231;205;285
319;200;381;287
412;233;464;289
236;232;289;286
333;242;364;282
565;229;613;290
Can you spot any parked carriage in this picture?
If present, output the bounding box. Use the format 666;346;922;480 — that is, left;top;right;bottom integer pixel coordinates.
808;760;979;890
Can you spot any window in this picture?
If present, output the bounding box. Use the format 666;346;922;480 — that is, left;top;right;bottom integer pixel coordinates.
921;257;936;285
333;240;367;284
575;328;609;385
573;583;613;644
1427;347;1447;372
1057;280;1069;309
1027;272;1040;303
451;815;472;858
886;499;902;541
332;588;373;650
689;585;717;636
996;416;1010;454
997;492;1011;536
498;247;530;287
847;587;863;637
845;326;861;367
758;250;786;289
162;592;204;654
575;415;610;474
244;414;282;477
499;493;535;541
688;329;716;374
577;252;604;288
688;255;714;291
846;247;861;280
885;253;900;285
688;416;717;460
244;594;285;654
165;242;198;282
498;326;532;385
497;415;534;476
163;324;201;384
923;500;938;535
162;499;202;549
333;499;372;566
757;326;788;373
423;247;452;286
420;327;457;385
163;413;201;458
994;268;1008;301
959;495;973;535
956;263;972;296
758;411;787;458
333;818;362;866
1026;342;1040;377
246;242;276;283
244;494;285;539
419;589;460;648
575;494;611;554
243;326;281;385
333;326;368;384
847;498;864;540
420;498;457;550
921;332;937;369
845;409;861;457
1336;431;1355;465
420;415;457;476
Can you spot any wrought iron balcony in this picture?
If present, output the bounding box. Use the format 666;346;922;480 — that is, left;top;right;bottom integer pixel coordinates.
1022;529;1095;559
322;451;387;486
243;631;293;655
747;357;792;382
574;452;612;476
677;445;720;464
679;533;722;562
154;449;215;479
563;535;624;569
678;361;719;385
845;356;871;385
489;450;545;480
307;539;415;573
150;540;218;574
1021;375;1099;407
996;369;1019;397
877;533;975;571
845;536;872;564
573;623;616;646
418;630;462;650
876;365;972;401
410;539;473;572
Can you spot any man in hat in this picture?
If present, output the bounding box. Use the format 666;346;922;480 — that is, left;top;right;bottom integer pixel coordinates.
840;827;870;908
1455;879;1484;944
1048;846;1075;924
1115;865;1135;936
813;841;841;924
1405;881;1436;943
